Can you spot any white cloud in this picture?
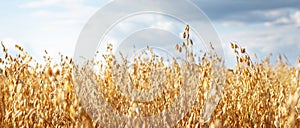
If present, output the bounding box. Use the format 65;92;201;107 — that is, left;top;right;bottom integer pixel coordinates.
20;0;83;9
20;0;103;28
218;8;300;28
14;0;105;61
27;1;97;24
258;8;292;19
291;11;300;27
263;9;300;27
264;17;291;27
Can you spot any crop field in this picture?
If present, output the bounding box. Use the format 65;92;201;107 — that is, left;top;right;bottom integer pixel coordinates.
0;26;300;127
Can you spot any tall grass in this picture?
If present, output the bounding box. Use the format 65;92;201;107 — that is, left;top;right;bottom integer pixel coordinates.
0;25;299;127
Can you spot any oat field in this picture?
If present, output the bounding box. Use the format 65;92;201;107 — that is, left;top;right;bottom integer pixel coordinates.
0;26;300;127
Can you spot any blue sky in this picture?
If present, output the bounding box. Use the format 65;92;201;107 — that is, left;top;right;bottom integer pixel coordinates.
0;0;299;67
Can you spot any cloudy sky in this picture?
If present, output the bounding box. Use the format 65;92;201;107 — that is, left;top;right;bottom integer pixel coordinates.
0;0;299;67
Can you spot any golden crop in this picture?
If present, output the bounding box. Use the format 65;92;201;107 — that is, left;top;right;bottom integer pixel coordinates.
0;25;299;127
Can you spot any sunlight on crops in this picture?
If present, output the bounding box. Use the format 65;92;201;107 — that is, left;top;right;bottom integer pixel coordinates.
0;25;299;127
